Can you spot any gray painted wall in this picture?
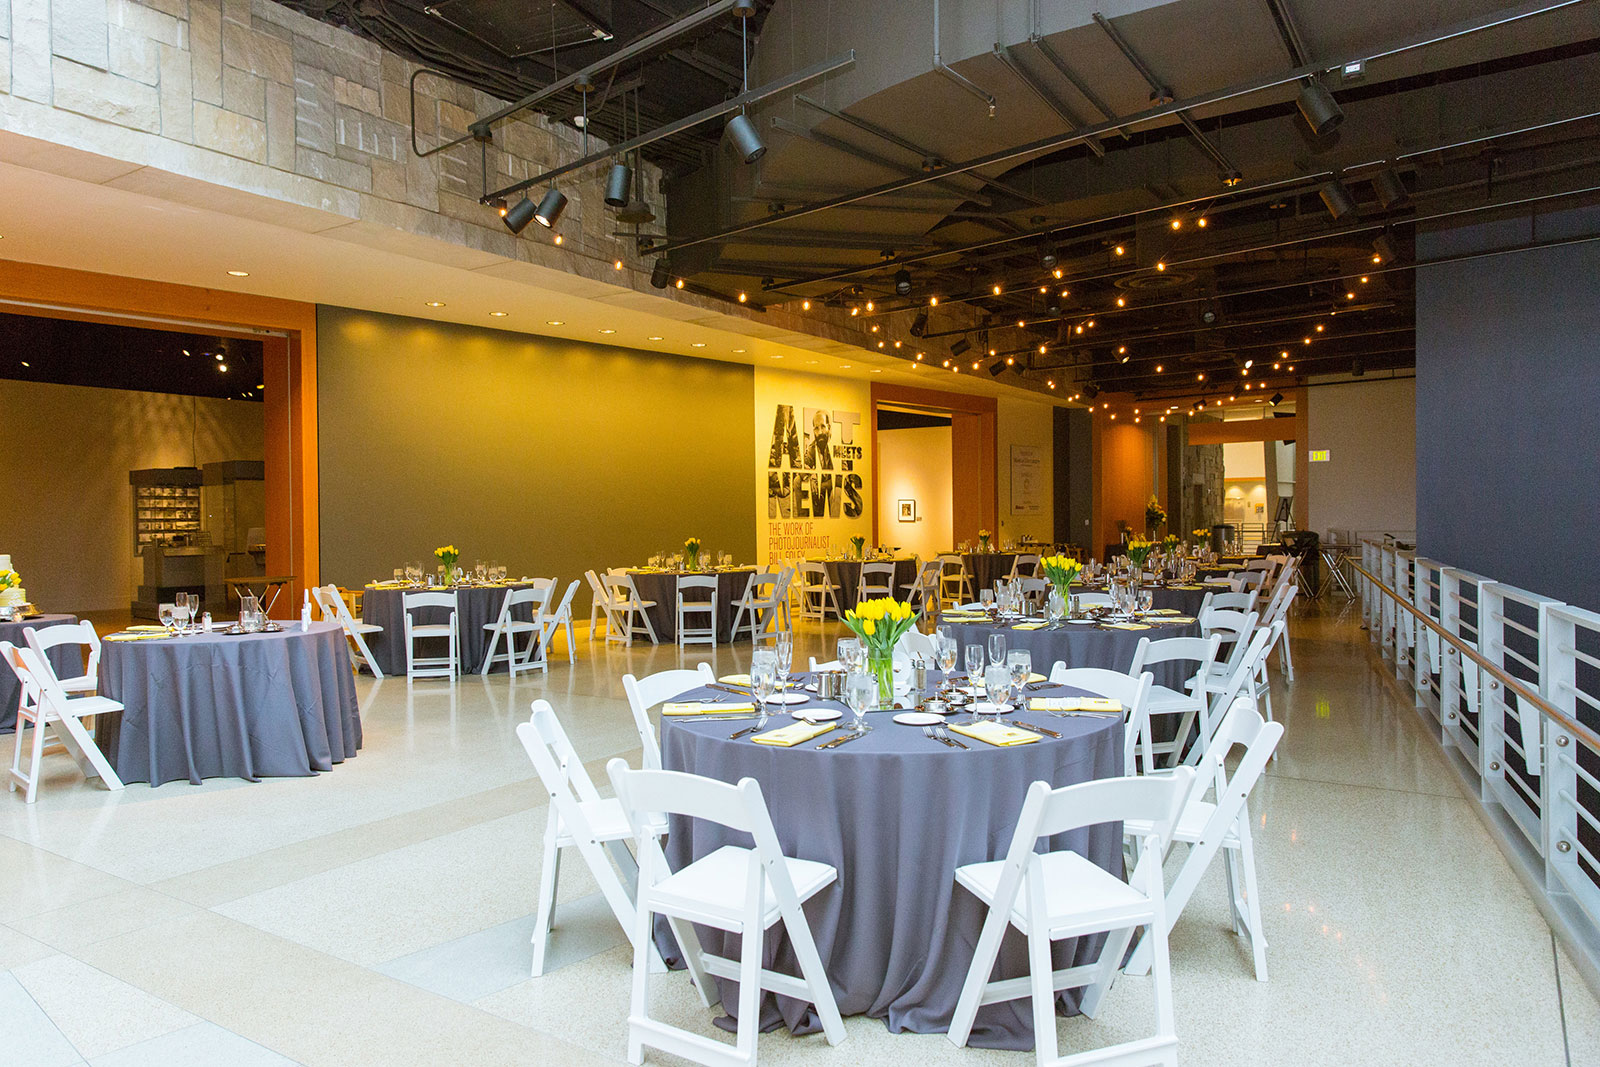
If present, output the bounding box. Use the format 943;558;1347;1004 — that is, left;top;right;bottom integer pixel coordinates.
316;307;757;594
1415;208;1600;610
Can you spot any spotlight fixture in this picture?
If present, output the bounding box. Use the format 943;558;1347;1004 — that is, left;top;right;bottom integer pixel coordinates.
1083;383;1101;400
894;268;912;296
533;188;567;228
675;278;685;289
950;337;971;358
503;197;537;234
726;11;765;163
651;258;672;289
987;360;1006;378
802;300;812;310
1319;179;1357;221
1220;169;1243;187
1297;80;1345;136
909;310;929;337
865;300;875;312
1269;392;1285;406
1039;244;1059;270
1372;167;1410;210
1114;245;1125;256
604;162;631;207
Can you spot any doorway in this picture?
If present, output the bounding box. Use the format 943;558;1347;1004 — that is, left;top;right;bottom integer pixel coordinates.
875;406;953;559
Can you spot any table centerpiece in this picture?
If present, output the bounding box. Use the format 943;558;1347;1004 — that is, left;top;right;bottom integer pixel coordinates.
842;596;918;706
434;544;461;586
1039;555;1081;621
684;537;702;571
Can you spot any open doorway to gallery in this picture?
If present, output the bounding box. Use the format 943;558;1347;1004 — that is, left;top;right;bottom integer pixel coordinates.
868;383;996;549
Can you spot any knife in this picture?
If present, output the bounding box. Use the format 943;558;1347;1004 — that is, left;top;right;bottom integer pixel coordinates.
817;730;866;749
1004;718;1062;738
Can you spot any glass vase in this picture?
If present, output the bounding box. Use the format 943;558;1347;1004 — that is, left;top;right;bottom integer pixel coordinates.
1047;587;1067;623
685;550;700;572
868;651;894;708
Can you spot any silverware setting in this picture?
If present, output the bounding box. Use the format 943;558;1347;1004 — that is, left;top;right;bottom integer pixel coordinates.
1003;718;1062;738
933;722;967;748
817;730;866;749
923;725;959;749
728;724;760;739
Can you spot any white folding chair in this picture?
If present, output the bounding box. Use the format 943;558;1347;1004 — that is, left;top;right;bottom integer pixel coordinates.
541;579;580;662
1196;589;1257;618
676;576;720;648
732;570;788;643
1125;698;1283;982
807;657;842;672
901;559;942;613
606;760;846;1067
1072;591;1115;609
1018;576;1050;610
1185;628;1274;759
587;569;622;640
622;664;716;770
23;622;100;695
481;585;552;676
605;573;660;647
858;561;896;604
1261;583;1299;682
1130;633;1223;768
516;701;664;977
947;768;1195;1067
1009;553;1042;579
797;562;843;621
1196;608;1259;687
315;585;385;679
938;553;974;606
402;590;459;680
5;643;124;804
1045;666;1157;775
1232;569;1269;594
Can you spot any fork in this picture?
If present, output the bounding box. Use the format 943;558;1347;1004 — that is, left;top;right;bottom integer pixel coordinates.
923;724;955;749
933;722;968;749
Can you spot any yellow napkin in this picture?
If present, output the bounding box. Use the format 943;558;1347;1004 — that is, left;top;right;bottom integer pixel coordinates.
1162;616;1197;624
1031;697;1123;713
751;722;836;746
1169;584;1206;590
1146;609;1180;615
718;674;751;686
662;702;756;716
370;581;410;589
1104;622;1151;630
1027;672;1046;682
1011;622;1047;631
126;625;167;632
949;720;1041;747
105;632;171;642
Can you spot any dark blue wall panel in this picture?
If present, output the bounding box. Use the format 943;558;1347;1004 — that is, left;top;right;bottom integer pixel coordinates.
1416;209;1600;610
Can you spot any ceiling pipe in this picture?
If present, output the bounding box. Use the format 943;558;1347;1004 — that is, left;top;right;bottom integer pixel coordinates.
933;0;998;116
649;0;1583;259
993;45;1107;157
1030;35;1130;140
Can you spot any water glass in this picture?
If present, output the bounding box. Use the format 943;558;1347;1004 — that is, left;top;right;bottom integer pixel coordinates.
750;649;778;728
158;604;175;633
964;643;984;686
1140;589;1154;613
836;637;862;673
979;589;995;612
393;568;404;582
173;593;191;633
1007;648;1032;684
937;634;958;677
774;630;794;691
984;663;1012;718
845;670;877;732
988;632;1007;669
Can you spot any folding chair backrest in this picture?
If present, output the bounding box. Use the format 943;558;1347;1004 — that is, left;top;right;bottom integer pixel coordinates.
1047;666;1156;773
1236;569;1269;591
1191;697;1283;831
1019;577;1049;596
1212;628;1275;712
508;585;551;612
859;562;896;583
677;575;718;600
585;569;608;604
1;641;36;710
1011;554;1041;576
402;590;458;612
13;644;69;709
547;579;580;621
517;701;603;812
607;762;758;837
1132;633;1222;675
1202;591;1256;615
26;621;100;678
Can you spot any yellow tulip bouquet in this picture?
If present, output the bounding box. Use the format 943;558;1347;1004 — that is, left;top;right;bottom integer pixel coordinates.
849;534;866;560
1039;555;1081;600
978;528;992;552
843;596;919;705
1162;534;1180;553
684;537;702;570
1125;537;1154;571
434;545;460;585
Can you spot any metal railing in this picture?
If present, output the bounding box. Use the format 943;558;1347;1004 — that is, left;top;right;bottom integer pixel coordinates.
1355;543;1600;997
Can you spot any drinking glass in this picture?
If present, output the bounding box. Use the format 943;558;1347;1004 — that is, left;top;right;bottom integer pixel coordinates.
836;637;861;673
1140;589;1154;614
937;634;958;679
774;630;794;693
1007;648;1032;685
750;649;778;729
393;568;403;582
988;632;1007;669
845;670;877;732
158;603;175;633
964;643;984;688
983;663;1012;721
979;589;995;612
173;593;191;634
475;560;487;582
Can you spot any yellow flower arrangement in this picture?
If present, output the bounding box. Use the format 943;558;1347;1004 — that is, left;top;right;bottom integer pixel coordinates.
683;537;702;569
977;528;992;551
0;569;18;591
1040;555;1081;596
1125;537;1155;569
843;597;919;705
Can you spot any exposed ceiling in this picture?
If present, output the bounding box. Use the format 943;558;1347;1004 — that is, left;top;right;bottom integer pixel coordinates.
283;0;1600;409
0;312;265;401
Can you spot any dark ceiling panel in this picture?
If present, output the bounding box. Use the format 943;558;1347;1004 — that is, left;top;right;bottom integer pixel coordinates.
0;313;265;402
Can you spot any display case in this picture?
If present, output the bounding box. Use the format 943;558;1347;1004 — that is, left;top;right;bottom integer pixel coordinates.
131;468;204;549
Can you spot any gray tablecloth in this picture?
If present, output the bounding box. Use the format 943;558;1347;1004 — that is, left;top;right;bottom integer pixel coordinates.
963;552;1019;595
1069;582;1210;618
819;558;918;608
97;621;361;787
941;618;1201;690
657;674;1124;1050
628;569;754;642
0;614;82;732
362;584;536;674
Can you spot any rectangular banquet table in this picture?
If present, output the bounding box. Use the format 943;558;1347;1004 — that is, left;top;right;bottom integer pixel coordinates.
0;614;81;732
96;621;361;786
657;672;1125;1051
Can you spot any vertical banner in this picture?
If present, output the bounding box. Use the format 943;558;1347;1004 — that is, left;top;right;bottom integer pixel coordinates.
1010;444;1043;515
765;403;866;560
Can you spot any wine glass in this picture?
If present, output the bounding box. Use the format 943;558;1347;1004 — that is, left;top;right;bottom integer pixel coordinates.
845;670;877;733
393;567;403;582
985;663;1013;719
988;632;1007;669
774;630;794;694
158;603;175;634
836;637;861;673
173;593;191;634
1140;588;1154;614
750;649;778;729
475;560;487;582
937;634;958;680
964;643;984;689
979;588;995;612
1007;648;1032;686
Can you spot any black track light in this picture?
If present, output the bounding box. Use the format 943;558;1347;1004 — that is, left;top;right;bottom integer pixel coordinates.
732;1;756;15
503;197;537;234
533;188;567;228
1083;383;1100;400
950;337;971;358
1297;81;1344;136
909;310;929;337
894;268;912;296
604;162;632;208
1373;167;1410;210
1269;391;1285;406
1319;179;1357;221
1220;169;1243;187
987;360;1006;378
1039;244;1059;270
726;113;766;164
650;258;672;290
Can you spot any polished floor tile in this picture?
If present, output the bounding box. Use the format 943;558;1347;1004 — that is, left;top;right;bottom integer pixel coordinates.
1;606;1596;1065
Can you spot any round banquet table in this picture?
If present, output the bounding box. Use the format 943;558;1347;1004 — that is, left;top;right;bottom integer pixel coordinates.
1068;581;1211;618
362;583;538;675
627;569;754;642
963;551;1018;595
941;616;1202;690
817;557;918;608
657;673;1124;1049
0;614;80;732
97;621;360;787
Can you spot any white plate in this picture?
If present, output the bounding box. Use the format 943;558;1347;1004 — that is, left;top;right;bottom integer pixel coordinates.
766;692;809;705
894;711;943;726
1067;619;1096;625
967;702;1000;714
798;707;841;721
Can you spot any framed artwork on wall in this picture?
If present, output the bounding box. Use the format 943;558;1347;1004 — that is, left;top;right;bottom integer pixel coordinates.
897;499;917;522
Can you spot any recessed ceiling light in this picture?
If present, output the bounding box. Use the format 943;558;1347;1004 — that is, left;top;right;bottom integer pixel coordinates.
20;360;29;367
425;301;445;307
871;369;882;373
226;270;249;277
218;364;228;372
489;311;507;317
648;335;664;341
771;354;784;359
214;353;224;361
732;348;747;353
546;320;564;325
840;364;852;369
599;328;615;334
690;342;706;347
805;359;818;364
